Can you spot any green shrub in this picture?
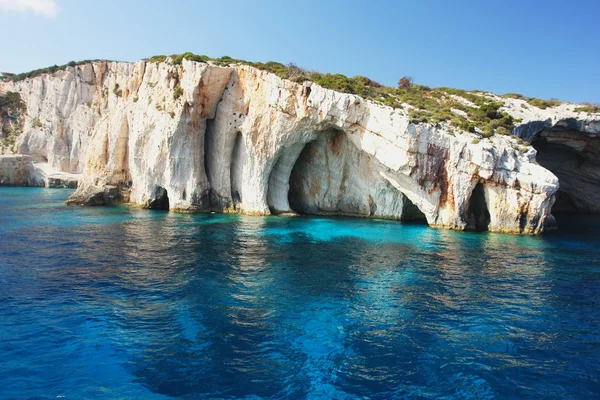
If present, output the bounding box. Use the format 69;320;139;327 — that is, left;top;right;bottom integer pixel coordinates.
481;127;493;138
477;102;503;119
171;52;210;65
173;86;184;100
452;119;476;133
527;98;561;109
213;56;240;67
408;109;430;124
146;55;167;63
495;126;511;136
167;70;178;80
113;84;122;97
472;138;481;144
0;92;25;112
503;93;525;99
32;118;42;128
8;59;108;82
573;103;600;113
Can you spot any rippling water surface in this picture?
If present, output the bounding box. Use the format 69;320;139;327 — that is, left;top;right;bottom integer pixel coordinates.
1;188;599;399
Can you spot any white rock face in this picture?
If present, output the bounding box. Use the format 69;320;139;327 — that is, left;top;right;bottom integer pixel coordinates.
0;155;79;187
0;155;38;185
3;58;597;233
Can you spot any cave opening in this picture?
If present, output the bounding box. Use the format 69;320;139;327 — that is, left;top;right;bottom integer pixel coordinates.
287;140;319;215
530;129;600;216
148;186;170;210
402;196;428;222
466;182;490;232
276;129;428;222
230;132;244;208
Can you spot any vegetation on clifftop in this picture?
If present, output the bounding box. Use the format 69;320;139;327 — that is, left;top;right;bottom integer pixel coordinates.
573;103;600;114
4;60;109;82
5;52;597;138
147;53;523;137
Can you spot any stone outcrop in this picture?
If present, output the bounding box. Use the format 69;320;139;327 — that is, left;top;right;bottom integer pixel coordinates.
0;154;78;187
1;58;598;233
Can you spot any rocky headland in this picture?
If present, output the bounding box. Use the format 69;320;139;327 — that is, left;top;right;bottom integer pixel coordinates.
1;55;598;234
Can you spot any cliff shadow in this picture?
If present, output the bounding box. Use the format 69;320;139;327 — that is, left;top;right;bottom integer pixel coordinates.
531;128;600;217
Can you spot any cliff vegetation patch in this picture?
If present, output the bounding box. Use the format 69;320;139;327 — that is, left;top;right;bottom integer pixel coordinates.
4;60;109;82
145;53;533;138
6;52;588;139
0;92;25;152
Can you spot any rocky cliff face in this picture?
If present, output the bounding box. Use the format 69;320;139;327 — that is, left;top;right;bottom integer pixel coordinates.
1;58;597;234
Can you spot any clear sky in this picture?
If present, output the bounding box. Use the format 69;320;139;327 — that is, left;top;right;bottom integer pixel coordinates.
1;0;598;103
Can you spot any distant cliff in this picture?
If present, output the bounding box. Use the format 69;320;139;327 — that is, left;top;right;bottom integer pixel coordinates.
1;57;598;234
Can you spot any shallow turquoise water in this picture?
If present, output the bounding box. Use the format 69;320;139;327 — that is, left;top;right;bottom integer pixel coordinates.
0;187;599;399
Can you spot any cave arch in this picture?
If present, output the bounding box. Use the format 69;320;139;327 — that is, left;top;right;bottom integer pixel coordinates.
267;129;428;221
266;141;308;214
402;196;428;221
465;182;490;232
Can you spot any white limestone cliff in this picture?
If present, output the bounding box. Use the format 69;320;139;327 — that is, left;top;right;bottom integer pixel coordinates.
1;58;597;234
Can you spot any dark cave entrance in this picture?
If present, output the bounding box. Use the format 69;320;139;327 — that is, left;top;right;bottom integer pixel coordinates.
287;140;318;215
230;132;244;207
466;182;490;232
552;191;578;214
401;197;428;222
148;186;170;210
530;128;600;216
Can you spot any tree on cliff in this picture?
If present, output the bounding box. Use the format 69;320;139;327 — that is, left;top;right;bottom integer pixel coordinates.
398;76;413;89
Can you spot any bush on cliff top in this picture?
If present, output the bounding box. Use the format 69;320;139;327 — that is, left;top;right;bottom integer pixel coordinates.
7;52;575;136
6;60;109;82
573;103;600;114
502;92;564;109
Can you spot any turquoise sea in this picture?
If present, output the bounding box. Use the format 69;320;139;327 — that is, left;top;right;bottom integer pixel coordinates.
0;187;599;399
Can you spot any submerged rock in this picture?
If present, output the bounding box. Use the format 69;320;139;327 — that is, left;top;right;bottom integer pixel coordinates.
1;58;598;234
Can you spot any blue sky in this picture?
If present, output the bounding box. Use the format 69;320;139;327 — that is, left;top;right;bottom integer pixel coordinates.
1;0;598;103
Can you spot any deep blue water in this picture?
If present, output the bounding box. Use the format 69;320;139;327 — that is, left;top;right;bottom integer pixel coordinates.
1;188;599;399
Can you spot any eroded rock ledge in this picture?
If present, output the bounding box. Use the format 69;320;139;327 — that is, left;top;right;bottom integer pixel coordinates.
2;59;598;234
